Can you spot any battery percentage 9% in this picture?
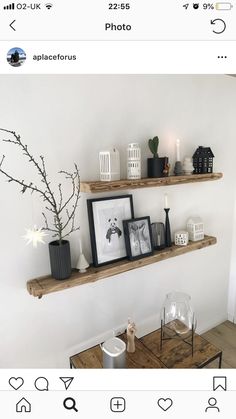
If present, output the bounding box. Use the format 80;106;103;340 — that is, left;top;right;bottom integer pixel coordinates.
203;3;215;9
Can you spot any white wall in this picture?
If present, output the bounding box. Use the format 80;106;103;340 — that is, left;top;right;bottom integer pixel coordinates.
0;75;236;367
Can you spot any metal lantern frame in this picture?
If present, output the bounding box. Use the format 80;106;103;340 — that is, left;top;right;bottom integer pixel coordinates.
160;306;195;356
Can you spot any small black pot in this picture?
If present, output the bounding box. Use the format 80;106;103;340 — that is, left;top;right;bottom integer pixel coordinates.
49;240;72;280
147;157;168;178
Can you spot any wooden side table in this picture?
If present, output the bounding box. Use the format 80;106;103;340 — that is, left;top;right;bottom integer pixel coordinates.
140;328;222;368
70;334;166;369
70;328;222;369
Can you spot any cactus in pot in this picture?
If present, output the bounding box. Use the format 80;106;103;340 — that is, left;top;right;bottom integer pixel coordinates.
147;135;168;178
148;136;159;158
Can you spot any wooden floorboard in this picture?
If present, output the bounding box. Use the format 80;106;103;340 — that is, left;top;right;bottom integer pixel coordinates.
202;321;236;368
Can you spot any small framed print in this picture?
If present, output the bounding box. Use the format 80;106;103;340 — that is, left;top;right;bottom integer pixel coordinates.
87;195;134;267
123;216;153;260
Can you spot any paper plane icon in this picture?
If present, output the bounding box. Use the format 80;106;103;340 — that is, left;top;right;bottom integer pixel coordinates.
59;377;74;390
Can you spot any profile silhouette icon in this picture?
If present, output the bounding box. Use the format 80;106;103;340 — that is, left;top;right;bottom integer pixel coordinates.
205;397;220;412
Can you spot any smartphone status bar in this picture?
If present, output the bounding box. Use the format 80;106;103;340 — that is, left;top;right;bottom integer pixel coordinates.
0;0;236;41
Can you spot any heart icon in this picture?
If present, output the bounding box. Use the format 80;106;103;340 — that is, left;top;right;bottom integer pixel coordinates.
9;377;24;390
157;398;173;411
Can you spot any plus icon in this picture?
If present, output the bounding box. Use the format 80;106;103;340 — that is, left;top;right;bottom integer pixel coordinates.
110;397;126;412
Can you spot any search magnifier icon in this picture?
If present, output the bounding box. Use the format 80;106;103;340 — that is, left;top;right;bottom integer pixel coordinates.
63;397;78;412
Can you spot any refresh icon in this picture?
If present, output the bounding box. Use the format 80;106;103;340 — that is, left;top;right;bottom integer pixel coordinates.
211;19;226;34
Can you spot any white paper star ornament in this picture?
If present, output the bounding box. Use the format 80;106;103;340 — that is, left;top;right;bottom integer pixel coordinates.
23;226;48;248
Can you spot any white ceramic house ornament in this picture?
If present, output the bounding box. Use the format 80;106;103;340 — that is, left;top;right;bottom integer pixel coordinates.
175;230;189;246
187;217;204;241
99;148;120;181
127;143;141;180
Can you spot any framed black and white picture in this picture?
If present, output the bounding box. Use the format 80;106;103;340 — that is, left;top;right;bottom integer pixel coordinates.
123;216;153;260
87;195;134;267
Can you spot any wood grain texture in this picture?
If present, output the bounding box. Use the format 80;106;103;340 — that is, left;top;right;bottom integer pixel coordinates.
202;321;236;368
70;334;166;369
81;173;223;193
27;235;217;298
140;328;222;368
70;327;222;369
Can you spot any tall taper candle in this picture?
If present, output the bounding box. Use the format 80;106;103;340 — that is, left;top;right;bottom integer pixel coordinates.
164;194;169;209
176;139;180;161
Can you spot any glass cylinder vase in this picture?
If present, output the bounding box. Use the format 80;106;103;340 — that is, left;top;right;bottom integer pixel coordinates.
161;292;196;339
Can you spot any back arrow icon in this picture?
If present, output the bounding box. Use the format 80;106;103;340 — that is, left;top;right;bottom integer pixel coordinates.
9;20;16;31
211;19;226;34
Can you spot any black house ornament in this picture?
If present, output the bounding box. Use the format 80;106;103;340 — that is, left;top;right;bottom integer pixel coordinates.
192;146;214;174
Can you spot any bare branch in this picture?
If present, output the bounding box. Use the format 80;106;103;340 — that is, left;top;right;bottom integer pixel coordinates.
0;129;81;243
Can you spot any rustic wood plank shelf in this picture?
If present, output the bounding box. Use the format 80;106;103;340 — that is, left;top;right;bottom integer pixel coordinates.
27;235;217;299
80;173;223;193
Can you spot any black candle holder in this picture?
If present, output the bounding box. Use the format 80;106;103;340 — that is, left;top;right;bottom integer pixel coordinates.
164;208;172;247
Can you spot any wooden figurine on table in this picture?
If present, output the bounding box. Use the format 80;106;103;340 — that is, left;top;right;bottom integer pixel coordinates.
127;320;137;353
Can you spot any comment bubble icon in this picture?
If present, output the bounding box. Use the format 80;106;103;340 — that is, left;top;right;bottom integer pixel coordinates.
34;377;49;391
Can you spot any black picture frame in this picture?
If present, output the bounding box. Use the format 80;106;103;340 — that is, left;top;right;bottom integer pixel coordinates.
123;216;154;261
87;195;134;267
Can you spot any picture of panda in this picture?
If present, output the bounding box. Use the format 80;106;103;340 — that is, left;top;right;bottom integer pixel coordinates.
88;195;133;265
106;217;122;243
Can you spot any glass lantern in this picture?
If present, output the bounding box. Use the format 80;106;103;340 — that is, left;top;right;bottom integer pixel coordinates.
160;292;197;354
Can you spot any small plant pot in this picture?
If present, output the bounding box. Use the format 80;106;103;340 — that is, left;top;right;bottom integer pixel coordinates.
147;157;167;178
49;240;72;280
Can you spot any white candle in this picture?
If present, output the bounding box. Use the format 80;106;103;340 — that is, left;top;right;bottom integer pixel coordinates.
164;194;169;208
79;237;82;254
176;138;180;161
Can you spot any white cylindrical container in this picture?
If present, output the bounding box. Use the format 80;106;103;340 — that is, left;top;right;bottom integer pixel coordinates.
183;157;194;175
127;143;141;180
99;148;120;181
101;337;126;368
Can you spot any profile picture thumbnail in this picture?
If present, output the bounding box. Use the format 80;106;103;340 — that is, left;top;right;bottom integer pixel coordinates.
7;47;26;67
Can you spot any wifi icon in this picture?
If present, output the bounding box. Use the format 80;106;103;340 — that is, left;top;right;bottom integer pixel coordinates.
45;3;53;9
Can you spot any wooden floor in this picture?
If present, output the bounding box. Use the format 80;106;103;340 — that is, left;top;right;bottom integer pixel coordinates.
202;321;236;368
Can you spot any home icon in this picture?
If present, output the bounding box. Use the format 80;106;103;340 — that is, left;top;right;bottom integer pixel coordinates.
16;398;31;413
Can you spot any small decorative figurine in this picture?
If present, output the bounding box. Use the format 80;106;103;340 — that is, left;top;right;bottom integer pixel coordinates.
99;148;120;181
76;253;89;273
163;157;170;177
76;238;89;273
126;319;137;353
192;146;214;174
175;230;189;246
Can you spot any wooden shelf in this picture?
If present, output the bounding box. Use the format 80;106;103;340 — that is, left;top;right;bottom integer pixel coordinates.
27;235;217;299
80;173;223;193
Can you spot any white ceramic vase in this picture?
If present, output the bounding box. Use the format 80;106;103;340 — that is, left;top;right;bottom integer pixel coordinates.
183;157;194;175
